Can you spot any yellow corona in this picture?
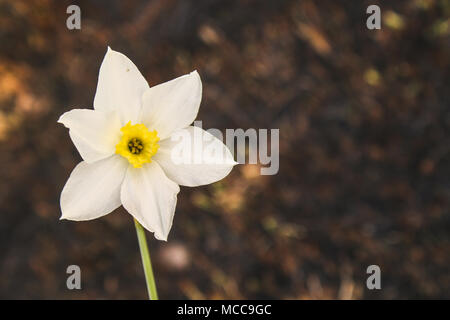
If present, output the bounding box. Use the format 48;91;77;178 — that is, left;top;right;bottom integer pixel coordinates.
115;121;160;168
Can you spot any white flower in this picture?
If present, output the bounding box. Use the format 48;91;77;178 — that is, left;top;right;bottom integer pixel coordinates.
58;47;236;241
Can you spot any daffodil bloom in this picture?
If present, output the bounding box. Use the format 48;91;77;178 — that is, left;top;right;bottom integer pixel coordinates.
59;47;236;241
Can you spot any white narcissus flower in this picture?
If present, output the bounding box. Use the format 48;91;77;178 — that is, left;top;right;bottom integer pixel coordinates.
59;47;236;241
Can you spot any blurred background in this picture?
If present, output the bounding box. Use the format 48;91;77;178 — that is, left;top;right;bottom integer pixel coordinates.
0;0;449;299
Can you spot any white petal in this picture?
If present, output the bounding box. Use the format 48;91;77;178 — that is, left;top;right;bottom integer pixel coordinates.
60;155;128;221
141;71;202;139
58;109;121;163
121;161;180;241
93;47;149;124
154;126;237;187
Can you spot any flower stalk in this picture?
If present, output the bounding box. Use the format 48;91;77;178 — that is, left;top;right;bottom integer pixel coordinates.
134;218;159;300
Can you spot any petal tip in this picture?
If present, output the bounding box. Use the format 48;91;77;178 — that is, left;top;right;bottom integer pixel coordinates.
57;109;75;126
191;70;201;80
155;233;168;241
57;113;68;126
105;46;117;58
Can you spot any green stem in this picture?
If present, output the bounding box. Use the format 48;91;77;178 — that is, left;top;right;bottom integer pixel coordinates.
134;218;159;300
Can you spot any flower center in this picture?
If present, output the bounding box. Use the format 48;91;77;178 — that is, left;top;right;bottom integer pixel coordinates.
116;121;159;168
128;138;144;154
